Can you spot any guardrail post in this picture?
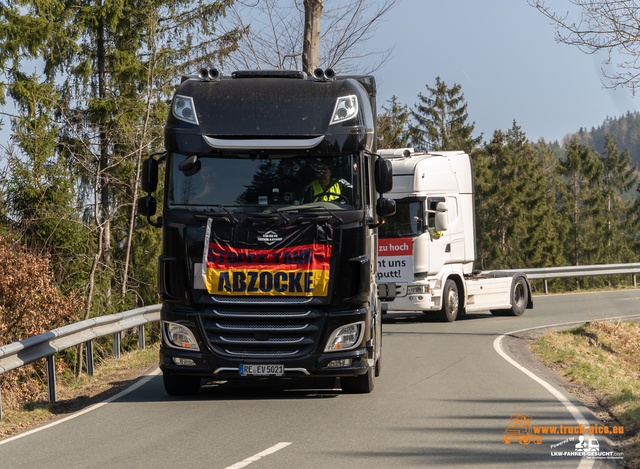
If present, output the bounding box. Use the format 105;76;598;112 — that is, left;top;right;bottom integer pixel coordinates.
86;340;94;376
634;275;637;288
113;332;121;358
0;384;3;420
46;355;57;402
544;280;548;294
138;325;145;350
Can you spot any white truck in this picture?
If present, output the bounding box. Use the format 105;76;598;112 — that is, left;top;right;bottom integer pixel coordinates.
376;148;532;322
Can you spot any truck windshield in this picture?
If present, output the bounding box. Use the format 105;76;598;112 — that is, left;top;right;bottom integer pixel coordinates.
167;153;361;211
378;200;424;238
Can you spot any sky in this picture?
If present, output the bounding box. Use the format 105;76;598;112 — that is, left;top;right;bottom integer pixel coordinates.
367;0;639;145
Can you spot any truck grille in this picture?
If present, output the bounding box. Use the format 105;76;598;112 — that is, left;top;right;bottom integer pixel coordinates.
224;349;299;356
211;295;312;305
199;307;325;358
213;309;312;318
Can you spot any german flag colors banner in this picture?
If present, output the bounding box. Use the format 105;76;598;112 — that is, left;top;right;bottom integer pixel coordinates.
202;221;333;297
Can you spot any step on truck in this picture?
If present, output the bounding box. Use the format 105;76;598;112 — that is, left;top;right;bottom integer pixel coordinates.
376;148;532;322
138;68;396;395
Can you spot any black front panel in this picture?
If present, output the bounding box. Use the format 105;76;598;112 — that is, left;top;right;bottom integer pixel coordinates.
169;77;373;139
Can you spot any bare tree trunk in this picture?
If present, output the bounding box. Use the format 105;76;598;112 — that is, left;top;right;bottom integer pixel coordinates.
302;0;323;75
573;174;579;266
77;166;105;378
97;14;111;304
122;14;159;302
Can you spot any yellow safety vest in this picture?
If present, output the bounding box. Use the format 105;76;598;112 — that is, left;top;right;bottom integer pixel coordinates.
312;179;341;201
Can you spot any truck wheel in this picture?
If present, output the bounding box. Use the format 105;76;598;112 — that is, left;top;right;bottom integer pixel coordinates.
374;319;382;377
341;366;376;394
163;372;201;396
374;299;382;377
508;277;528;316
491;276;528;317
437;279;459;322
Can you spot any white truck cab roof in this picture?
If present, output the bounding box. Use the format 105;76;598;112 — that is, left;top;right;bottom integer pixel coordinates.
378;148;473;195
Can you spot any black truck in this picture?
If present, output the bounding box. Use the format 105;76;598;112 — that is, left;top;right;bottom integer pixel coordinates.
138;68;395;395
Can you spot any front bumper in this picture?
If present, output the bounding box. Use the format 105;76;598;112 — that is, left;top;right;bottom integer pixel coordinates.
379;281;438;312
160;347;371;380
159;306;373;380
381;293;437;312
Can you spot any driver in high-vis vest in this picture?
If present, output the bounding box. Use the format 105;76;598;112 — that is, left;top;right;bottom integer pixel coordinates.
303;163;352;204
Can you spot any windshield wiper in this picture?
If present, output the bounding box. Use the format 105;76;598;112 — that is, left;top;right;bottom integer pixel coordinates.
213;205;240;224
292;205;343;225
268;205;291;225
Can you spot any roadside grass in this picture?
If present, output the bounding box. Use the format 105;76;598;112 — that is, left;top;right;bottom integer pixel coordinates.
0;344;160;441
532;320;640;468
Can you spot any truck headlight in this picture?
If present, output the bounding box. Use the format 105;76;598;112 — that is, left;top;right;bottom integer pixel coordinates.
407;284;429;294
172;94;199;125
163;321;200;351
324;322;364;352
330;95;358;125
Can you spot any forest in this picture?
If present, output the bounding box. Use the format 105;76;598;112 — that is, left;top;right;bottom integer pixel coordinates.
1;0;640;409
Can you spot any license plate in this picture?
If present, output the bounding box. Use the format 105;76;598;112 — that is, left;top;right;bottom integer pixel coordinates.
239;364;284;376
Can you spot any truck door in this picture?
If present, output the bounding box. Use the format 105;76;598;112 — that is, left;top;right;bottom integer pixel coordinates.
426;196;451;273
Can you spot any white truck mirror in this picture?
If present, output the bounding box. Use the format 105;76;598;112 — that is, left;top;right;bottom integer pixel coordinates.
435;202;448;231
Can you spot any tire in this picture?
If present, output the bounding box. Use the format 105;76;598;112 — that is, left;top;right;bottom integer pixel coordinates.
437;279;460;322
163;371;201;396
491;276;528;317
341;366;376;394
374;320;382;377
507;277;528;316
374;297;382;377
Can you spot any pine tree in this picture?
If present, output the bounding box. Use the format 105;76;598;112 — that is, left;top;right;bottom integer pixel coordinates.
410;77;482;153
376;95;411;150
472;122;560;271
5;73;88;293
557;137;603;267
594;135;638;264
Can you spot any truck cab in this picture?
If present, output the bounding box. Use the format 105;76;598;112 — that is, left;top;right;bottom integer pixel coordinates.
139;69;395;394
376;148;532;322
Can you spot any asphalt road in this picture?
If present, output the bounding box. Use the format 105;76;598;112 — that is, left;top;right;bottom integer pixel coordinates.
1;289;639;468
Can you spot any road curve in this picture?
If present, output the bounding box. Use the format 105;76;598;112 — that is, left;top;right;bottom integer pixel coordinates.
1;289;638;468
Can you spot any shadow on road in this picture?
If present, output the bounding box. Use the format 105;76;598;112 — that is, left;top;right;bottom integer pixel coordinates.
194;377;342;400
382;311;495;325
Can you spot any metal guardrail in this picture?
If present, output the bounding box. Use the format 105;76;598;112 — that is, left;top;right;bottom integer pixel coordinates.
498;263;640;293
0;304;161;419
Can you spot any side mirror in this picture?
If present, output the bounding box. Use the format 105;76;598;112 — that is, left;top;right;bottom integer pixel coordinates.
141;158;159;193
376;198;396;218
137;195;157;218
375;158;393;194
435;202;448;231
